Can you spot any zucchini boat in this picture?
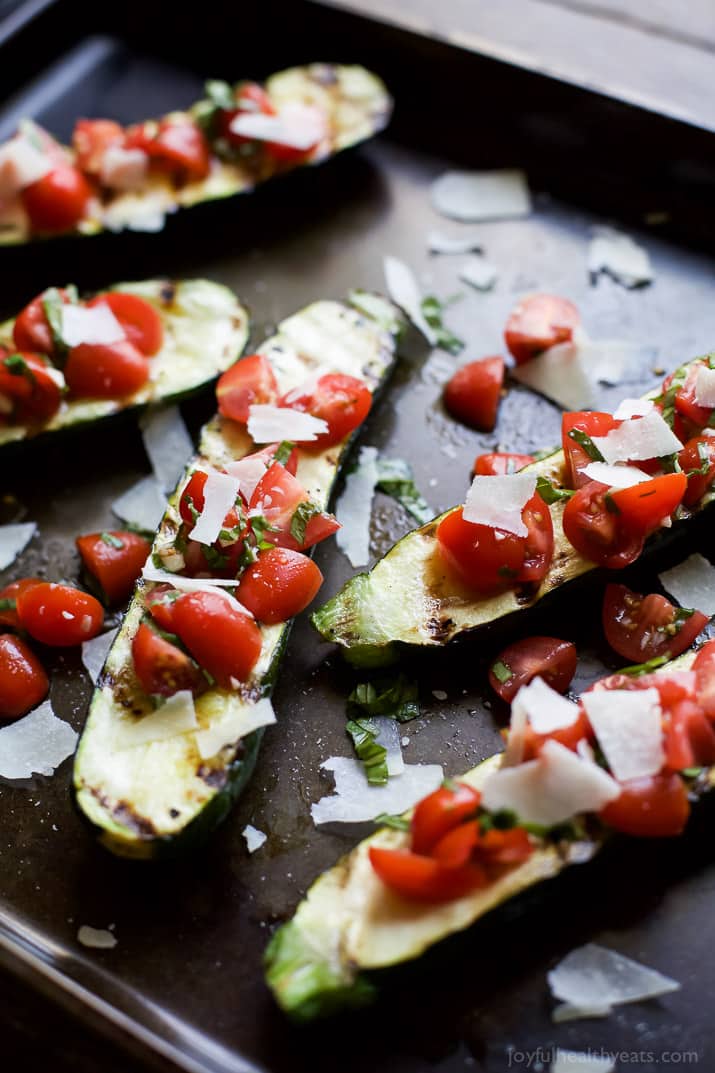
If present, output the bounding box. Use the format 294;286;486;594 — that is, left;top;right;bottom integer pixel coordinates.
0;279;248;447
0;64;391;244
312;356;715;664
265;646;714;1020
73;292;402;858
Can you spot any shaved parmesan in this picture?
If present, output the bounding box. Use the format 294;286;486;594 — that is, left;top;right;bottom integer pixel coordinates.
503;696;528;767
613;397;654;420
225;454;272;502
463;472;536;537
242;824;267;853
588;226;653;288
311;757;443;824
459;256;498;291
694;364;715;408
77;926;117;950
81;627;119;684
372;716;404;776
513;677;580;734
114;690;198;749
229;103;326;150
551;1050;614;1073
247;404;328;444
194;697;276;760
281;367;329;405
581;462;649;488
482;740;619;826
189;469;240;546
99;145;148;191
592;409;681;465
112;475;166;532
0;701;77;780
659;553;715;617
335;445;378;568
141;559;243;593
552;1002;611;1023
0;521;36;569
60;304;125;347
427;230;482;255
431;168;530;222
0;135;51;196
511;341;595;410
582;688;664;782
139;406;193;494
548;943;679;1014
383;256;436;345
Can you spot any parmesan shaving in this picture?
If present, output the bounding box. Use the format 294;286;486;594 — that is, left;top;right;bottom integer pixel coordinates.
60;304;125;347
242;824;267;853
548;942;679;1012
513;677;580;734
693;364;715;408
551;1050;615;1073
189;469;240;546
194;697;276;760
0;135;52;195
0;521;37;569
99;145;148;191
311;757;443;824
141;559;243;593
427;230;482;255
612;397;654;420
581;462;649;488
552;1002;612;1023
462;472;536;537
588;226;653;288
335;445;379;568
113;690;198;749
581;688;664;782
81;627;119;684
247;404;328;444
229;103;326;150
659;553;715;617
225;454;272;502
591;409;681;464
139;406;193;494
372;716;405;776
459;255;498;291
112;475;166;533
383;256;437;345
431;168;531;222
0;701;77;780
77;926;117;950
510;341;595;411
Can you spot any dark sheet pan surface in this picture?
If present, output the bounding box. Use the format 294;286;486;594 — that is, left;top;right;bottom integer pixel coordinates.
1;6;715;1072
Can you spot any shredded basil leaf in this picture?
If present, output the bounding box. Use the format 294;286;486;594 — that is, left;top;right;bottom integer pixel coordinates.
374;812;410;831
3;353;35;383
204;79;235;111
653;364;688;427
202;545;229;571
535;475;573;505
41;287;73;357
346;718;389;785
532;446;560;462
491;659;513;685
100;532;125;550
567;428;605;462
0;597;16;612
420;295;464;355
274;441;295;467
619;652;671;676
604;492;621;515
290;500;320;546
375;457;433;525
347;673;419;723
682;766;704;778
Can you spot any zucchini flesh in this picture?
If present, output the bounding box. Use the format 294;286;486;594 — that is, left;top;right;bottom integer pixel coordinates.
0;64;391;245
0;279;249;447
312;363;714;662
265;650;711;1021
73;294;402;858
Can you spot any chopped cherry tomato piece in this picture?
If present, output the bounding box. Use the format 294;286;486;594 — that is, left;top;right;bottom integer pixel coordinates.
131;622;204;697
171;590;262;687
519;706;592;761
0;633;49;719
610;473;687;534
562;411;618;489
602;582;707;664
443;357;504;431
0;577;43;630
693;639;715;719
22;165;93;233
662;699;715;771
16;582;103;646
504;294;580;365
219;81;276;145
146;585;179;633
678;434;715;506
368;845;486;903
72;119;124;173
217;354;279;424
599;772;690;837
0;351;62;423
125;119;210;181
12;289;72;356
280;373;372;450
249;462;339;551
488;636;577;703
88;292;163;356
76;530;152;604
237;547;323;625
64;339;150;398
179;471;209;526
663;361;714;429
474;452;535;477
410;781;481;854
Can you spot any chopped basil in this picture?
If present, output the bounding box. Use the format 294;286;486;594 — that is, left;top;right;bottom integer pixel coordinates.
274;440;295;467
3;353;34;383
248;513;277;549
289;500;320;546
100;532;125;549
346;718;389;785
347;673;419;723
202;545;229;571
532;446;560;462
0;597;16;612
682;766;704;779
620;652;671;676
41;286;76;358
535;475;574;505
204;79;236;112
374;812;410;831
420;295;465;355
659;452;682;475
653;364;688;427
567;428;605;462
604;492;620;515
491;659;513;685
375;457;433;525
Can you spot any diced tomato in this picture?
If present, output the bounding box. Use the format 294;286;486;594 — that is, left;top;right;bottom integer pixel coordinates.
488;636;577;703
611;473;687;533
0;634;49;719
216;354;279;424
76;530;151;604
520;706;592;761
436;492;554;594
504;294;580;365
664;361;714;429
237;547;323;625
591;668;697;707
171;590;262;687
218;81;276;146
88;292;163;356
662;699;715;771
410;781;481;854
249;462;339;551
12;289;72;356
368;845;486;903
0;351;62;423
64;339;150;398
602;582;707;664
599;772;690;837
280;373;372;450
562;411;618;489
72;119;124;173
125;118;211;181
179;471;209;526
473;452;535;477
0;577;43;630
693;639;715;718
22;165;93;233
678;434;715;507
146;585;180;633
131;622;204;697
16;582;103;646
443;356;504;431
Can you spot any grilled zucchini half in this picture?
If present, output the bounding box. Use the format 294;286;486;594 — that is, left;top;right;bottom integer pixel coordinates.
265;649;709;1021
0;279;249;448
312;358;715;665
73;292;402;858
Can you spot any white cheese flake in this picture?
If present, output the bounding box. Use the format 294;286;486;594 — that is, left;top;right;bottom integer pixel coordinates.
548;942;680;1014
510;341;595;411
77;925;118;950
247;404;328;444
189;469;240;546
194;697;276;761
371;716;404;776
383;256;437;345
659;553;715;617
693;364;715;408
141;559;246;596
513;677;580;734
225;453;272;503
459;255;498;291
431;168;531;222
613;397;654;420
551;1050;615;1073
139;406;193;495
591;409;681;465
588;226;654;288
113;690;198;750
60;304;125;347
581;462;649;489
112;475;166;533
462;472;537;537
99;145;148;191
552;1002;612;1023
0;134;52;196
229;102;326;150
81;627;119;685
581;688;664;782
335;445;379;568
427;230;483;255
242;824;267;853
0;701;77;780
311;757;443;824
0;521;37;569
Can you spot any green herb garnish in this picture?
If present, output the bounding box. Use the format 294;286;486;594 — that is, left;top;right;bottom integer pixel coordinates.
100;532;125;550
41;285;78;359
3;353;35;383
375;457;433;525
347;674;419;723
290;500;321;546
567;428;605;462
274;441;295;467
535;475;574;505
374;812;411;831
346;718;389;785
491;659;513;685
619;652;671;676
0;598;16;613
420;295;464;355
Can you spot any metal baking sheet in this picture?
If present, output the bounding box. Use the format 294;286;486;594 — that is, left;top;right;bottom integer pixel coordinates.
1;4;715;1071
